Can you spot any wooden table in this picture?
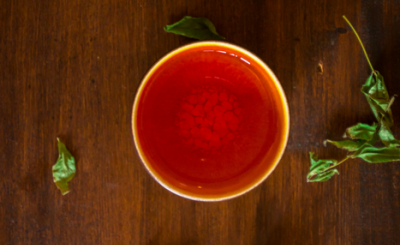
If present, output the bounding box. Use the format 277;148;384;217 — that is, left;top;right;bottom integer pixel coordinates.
1;0;400;244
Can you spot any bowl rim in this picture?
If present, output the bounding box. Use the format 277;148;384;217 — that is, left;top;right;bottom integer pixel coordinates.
131;40;290;202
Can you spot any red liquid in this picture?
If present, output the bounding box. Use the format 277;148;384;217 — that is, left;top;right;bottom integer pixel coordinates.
135;44;287;197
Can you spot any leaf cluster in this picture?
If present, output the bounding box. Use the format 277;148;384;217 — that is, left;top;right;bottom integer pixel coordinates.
308;17;400;182
309;80;400;182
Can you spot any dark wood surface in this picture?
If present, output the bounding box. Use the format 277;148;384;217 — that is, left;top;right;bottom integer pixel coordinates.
1;0;400;244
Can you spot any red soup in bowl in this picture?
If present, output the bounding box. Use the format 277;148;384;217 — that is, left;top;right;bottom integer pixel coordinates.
132;41;289;201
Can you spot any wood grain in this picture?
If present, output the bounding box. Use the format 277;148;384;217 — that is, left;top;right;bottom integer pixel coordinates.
1;0;400;244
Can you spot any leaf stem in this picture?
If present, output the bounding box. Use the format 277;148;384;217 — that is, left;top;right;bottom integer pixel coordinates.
324;156;350;173
342;15;375;73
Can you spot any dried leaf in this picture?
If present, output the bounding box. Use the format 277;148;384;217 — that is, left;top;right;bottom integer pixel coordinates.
379;123;400;147
350;144;400;163
325;140;365;151
52;138;76;195
345;123;377;141
164;16;225;40
307;152;339;182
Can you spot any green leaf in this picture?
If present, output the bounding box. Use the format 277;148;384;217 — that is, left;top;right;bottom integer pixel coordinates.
325;139;365;151
345;123;378;141
164;16;225;40
361;72;394;125
361;72;389;100
350;144;400;163
364;93;398;146
378;124;400;147
307;169;340;182
307;152;339;182
367;96;393;127
52;138;76;195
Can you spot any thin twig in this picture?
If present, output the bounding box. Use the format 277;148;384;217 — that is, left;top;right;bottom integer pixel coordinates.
342;16;375;73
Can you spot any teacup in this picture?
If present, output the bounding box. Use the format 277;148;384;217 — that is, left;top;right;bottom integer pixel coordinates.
132;41;289;201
